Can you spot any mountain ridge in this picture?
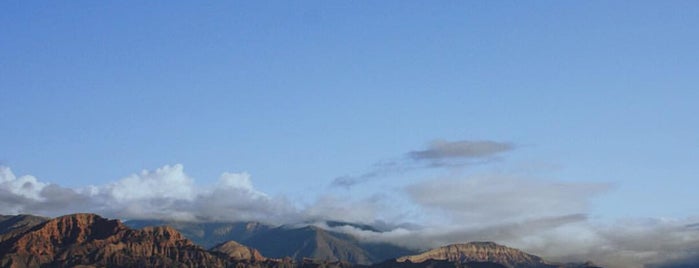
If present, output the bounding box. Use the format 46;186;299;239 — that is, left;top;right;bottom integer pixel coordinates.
0;213;602;268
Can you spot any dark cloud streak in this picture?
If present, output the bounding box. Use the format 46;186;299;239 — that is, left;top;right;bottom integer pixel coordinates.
331;139;514;188
409;140;514;160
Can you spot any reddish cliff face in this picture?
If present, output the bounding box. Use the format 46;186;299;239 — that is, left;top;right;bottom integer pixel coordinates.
0;213;228;268
211;240;266;261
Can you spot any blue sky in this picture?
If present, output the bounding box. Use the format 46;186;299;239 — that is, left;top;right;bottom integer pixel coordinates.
1;2;699;266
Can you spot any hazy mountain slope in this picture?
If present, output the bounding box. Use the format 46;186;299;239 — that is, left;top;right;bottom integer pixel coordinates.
127;219;416;264
244;225;369;263
243;225;416;265
125;219;271;248
0;215;48;235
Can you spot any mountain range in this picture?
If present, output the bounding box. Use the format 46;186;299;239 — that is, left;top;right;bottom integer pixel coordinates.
0;213;601;268
124;219;415;264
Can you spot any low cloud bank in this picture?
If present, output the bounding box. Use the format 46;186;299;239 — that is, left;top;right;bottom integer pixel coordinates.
1;164;697;268
0;165;296;224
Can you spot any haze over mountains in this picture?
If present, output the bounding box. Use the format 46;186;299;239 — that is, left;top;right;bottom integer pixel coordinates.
0;213;606;268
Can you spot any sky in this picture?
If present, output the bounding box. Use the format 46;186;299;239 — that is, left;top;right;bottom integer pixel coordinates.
1;1;698;267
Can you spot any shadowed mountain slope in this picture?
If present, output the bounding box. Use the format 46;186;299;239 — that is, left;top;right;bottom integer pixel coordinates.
125;219;270;249
127;220;416;265
0;215;48;236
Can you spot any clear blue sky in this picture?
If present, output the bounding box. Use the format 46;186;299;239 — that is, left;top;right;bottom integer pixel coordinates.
1;1;698;223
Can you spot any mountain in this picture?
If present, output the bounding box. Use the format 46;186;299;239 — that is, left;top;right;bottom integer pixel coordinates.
0;214;602;268
0;213;231;267
0;215;48;236
395;242;601;268
212;240;266;261
220;224;416;265
125;219;270;249
127;220;416;265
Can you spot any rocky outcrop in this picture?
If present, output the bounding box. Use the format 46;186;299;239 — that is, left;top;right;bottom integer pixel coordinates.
212;240;266;261
395;242;600;268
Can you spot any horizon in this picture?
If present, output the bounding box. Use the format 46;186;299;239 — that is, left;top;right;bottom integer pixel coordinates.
1;2;698;268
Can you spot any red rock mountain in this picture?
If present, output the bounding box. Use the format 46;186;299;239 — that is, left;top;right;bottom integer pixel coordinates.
0;213;228;267
0;214;601;268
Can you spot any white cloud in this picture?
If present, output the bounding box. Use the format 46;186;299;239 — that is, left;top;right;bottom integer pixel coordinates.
0;164;294;223
0;166;47;201
217;172;256;193
102;164;195;201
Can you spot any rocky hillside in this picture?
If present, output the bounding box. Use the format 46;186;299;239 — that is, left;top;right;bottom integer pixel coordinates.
0;213;229;267
212;240;266;261
0;214;603;268
396;242;601;268
127;220;416;265
397;242;547;268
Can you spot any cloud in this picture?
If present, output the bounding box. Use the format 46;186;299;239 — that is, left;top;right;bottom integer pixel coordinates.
405;175;610;225
331;160;413;188
408;140;514;162
0;166;47;201
322;213;699;268
331;139;515;188
324;213;588;250
102;164;196;201
3;164;699;268
0;165;295;224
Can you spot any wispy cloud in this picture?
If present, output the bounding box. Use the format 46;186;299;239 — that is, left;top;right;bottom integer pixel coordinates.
331;139;514;188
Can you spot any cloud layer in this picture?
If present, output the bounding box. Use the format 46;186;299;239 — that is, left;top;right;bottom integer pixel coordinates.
406;175;610;225
0;164;296;224
2;164;698;268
